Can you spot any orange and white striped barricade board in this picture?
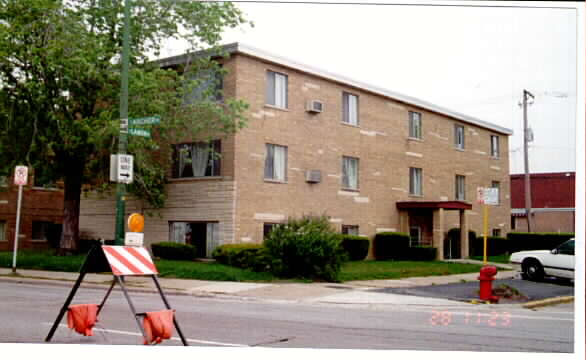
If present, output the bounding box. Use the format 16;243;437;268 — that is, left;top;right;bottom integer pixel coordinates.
46;244;188;345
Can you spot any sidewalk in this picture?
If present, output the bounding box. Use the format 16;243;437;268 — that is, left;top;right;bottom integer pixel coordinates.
0;266;520;307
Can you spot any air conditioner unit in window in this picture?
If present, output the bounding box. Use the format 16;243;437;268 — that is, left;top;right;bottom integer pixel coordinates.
305;170;321;183
306;100;324;113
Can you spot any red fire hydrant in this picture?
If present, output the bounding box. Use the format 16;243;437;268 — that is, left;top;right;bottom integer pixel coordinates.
478;265;499;303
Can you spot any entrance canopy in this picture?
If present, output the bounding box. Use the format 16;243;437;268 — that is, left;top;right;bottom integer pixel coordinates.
396;201;472;210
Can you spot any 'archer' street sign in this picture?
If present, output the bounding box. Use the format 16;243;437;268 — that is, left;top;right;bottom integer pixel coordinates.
129;115;160;126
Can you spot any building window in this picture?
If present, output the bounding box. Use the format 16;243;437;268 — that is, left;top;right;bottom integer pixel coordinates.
32;221;54;241
183;66;223;104
410;226;422;247
266;70;288;109
342;225;359;236
490;135;500;158
342;92;359;126
455;124;465;150
491;181;501;205
455;175;466;201
492;229;502;237
173;140;221;178
263;223;280;239
409;111;422;139
264;144;288;182
0;221;5;242
342;156;359;190
409;167;423;196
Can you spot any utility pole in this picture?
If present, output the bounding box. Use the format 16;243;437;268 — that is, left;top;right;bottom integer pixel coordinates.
522;89;534;232
115;0;131;245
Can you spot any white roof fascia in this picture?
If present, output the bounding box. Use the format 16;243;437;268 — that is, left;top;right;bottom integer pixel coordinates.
158;42;513;136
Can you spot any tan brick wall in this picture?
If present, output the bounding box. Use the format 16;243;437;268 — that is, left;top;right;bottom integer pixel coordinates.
79;180;237;249
231;53;511;244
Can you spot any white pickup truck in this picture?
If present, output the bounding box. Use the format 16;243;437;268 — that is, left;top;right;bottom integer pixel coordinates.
509;239;575;281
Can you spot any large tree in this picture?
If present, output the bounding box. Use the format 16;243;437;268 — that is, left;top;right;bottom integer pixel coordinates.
0;0;250;252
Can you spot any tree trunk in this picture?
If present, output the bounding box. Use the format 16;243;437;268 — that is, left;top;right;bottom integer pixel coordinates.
59;160;84;255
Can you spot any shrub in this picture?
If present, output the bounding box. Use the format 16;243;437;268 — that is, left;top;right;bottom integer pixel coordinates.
447;228;477;257
470;236;508;256
77;239;115;254
339;235;370;261
151;242;197;261
212;244;270;272
507;232;574;252
373;232;410;260
406;246;437;261
263;215;347;282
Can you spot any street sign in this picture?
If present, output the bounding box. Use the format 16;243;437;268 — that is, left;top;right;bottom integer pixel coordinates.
477;187;498;205
128;128;151;138
14;166;28;186
110;154;133;184
129;115;161;126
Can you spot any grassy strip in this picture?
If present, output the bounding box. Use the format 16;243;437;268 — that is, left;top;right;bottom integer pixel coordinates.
1;251;485;282
470;255;511;264
338;260;484;282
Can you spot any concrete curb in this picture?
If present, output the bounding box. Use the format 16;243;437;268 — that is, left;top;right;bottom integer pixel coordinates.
522;296;574;309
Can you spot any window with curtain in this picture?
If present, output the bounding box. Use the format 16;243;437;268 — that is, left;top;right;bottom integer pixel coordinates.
409;111;422;139
342;92;359;126
173;140;221;178
342;156;359;190
455;124;465;149
409;167;422;196
266;70;288;109
264;144;288;181
490;135;500;158
455;175;466;200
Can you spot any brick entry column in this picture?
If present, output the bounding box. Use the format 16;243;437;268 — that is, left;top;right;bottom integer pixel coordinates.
460;209;469;259
432;208;445;260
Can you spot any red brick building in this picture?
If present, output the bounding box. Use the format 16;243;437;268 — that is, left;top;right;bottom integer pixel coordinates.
510;172;575;233
0;171;64;251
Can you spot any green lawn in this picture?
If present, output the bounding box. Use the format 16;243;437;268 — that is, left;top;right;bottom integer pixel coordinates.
1;250;484;283
338;260;483;282
470;255;511;264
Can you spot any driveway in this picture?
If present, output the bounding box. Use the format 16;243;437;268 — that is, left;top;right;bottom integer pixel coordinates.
371;277;574;304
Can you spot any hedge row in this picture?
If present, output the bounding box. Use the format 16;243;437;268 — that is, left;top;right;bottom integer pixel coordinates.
211;244;269;272
506;232;574;252
338;235;370;261
151;242;197;261
373;232;436;261
469;236;508;257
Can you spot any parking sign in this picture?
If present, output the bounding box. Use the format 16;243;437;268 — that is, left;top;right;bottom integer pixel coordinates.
14;166;28;186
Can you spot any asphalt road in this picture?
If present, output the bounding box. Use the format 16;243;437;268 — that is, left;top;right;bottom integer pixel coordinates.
0;281;575;354
373;278;575;304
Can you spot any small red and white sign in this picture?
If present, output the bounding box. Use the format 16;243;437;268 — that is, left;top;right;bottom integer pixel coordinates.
14;166;28;186
101;246;158;276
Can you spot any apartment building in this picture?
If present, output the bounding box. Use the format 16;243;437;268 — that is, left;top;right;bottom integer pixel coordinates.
79;43;512;260
0;172;63;251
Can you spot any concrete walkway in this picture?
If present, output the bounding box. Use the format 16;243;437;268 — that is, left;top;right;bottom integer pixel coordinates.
0;265;521;307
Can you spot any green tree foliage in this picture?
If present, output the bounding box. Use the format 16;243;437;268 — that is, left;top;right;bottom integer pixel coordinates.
0;0;250;251
264;215;347;282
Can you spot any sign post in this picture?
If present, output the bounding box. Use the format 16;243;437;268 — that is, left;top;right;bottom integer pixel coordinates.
12;166;28;273
477;187;499;264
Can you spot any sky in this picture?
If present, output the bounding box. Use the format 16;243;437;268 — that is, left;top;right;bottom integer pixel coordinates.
162;0;583;175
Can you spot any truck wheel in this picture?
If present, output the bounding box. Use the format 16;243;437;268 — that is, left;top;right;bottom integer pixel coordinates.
523;259;544;282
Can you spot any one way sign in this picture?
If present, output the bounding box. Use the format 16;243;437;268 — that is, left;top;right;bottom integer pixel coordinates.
110;154;134;184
